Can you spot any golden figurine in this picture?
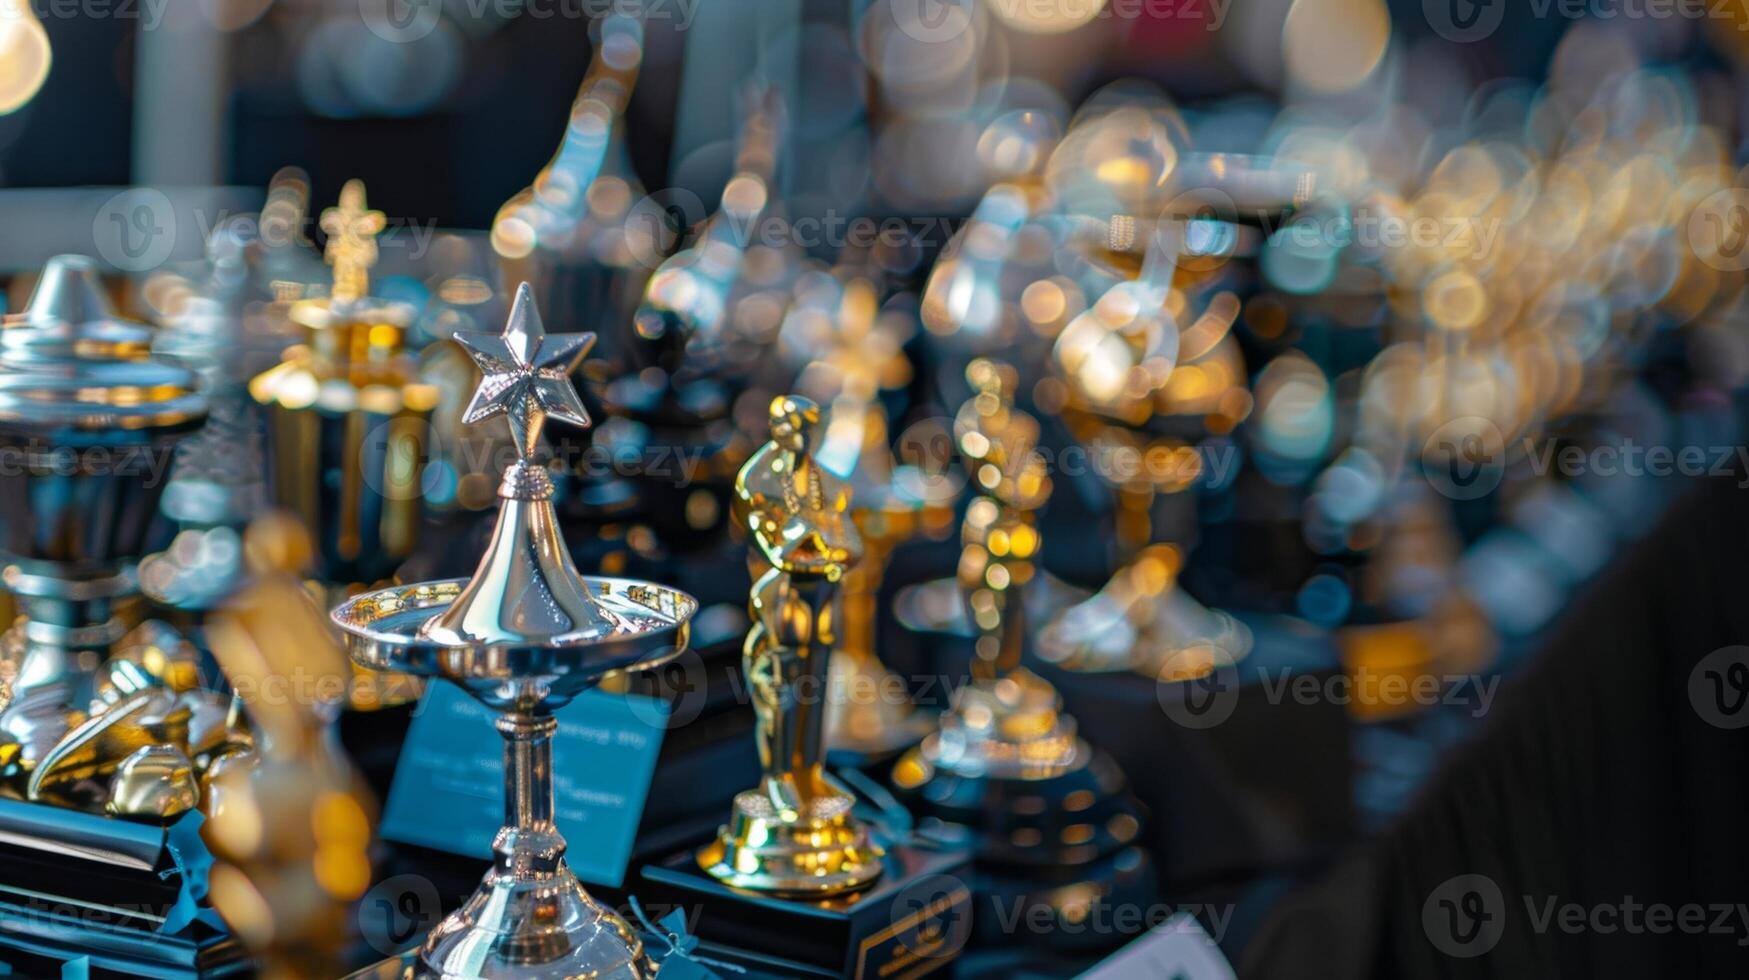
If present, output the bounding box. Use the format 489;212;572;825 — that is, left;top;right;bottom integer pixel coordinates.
321;178;388;305
903;359;1083;777
698;395;885;896
892;359;1154;933
203;513;375;980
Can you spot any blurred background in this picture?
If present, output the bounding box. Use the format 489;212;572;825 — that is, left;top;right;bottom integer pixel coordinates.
3;0;1749;977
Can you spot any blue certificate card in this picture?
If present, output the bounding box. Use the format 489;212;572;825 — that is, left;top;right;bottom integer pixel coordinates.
381;684;669;888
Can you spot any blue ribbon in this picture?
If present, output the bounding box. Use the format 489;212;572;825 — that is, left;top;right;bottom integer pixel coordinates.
625;895;739;979
158;811;225;935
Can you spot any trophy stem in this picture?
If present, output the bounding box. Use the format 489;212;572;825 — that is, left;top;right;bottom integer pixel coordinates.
415;705;652;979
495;710;563;875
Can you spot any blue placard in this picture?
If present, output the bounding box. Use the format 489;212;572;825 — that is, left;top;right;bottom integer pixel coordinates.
381;685;668;888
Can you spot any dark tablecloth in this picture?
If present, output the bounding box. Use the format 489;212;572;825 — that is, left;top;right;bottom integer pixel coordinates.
1241;471;1749;977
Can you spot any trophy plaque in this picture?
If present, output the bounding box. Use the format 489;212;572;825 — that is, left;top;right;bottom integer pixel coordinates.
639;395;973;980
332;283;698;978
892;361;1156;951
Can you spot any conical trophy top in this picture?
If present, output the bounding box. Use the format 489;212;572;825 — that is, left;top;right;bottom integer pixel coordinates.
0;255;206;432
417;282;643;647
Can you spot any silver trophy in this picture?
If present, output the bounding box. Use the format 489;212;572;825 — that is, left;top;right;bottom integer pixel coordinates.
332;283;698;979
0;255;208;773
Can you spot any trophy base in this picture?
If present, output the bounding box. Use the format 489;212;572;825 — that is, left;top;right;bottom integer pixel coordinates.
0;801;249;977
699;789;885;897
641;838;974;979
417;859;651;980
891;743;1160;951
968;845;1158;951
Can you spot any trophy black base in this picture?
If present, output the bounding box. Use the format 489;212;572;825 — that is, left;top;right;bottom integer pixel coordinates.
0;893;248;979
638;838;974;979
893;747;1161;952
0;800;249;978
967;845;1158;952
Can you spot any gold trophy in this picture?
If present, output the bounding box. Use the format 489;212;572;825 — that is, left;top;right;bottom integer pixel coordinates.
698;394;884;895
892;359;1155;949
250;179;440;589
638;395;973;979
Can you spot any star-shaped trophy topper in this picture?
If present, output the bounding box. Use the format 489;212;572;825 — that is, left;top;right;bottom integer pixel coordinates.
454;282;595;457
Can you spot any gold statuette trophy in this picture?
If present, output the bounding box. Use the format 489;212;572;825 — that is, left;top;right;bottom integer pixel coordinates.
639;396;972;979
332;284;698;979
892;360;1156;950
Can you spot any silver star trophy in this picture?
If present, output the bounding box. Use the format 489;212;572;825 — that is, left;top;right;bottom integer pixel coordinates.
332;283;698;979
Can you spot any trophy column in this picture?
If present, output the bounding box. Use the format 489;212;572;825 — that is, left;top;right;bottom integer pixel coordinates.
893;359;1157;951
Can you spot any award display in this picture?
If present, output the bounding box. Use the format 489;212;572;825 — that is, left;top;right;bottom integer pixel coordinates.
331;284;698;978
892;360;1156;949
640;395;973;979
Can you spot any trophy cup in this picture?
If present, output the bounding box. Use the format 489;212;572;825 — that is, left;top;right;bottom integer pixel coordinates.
638;396;973;979
0;254;208;771
331;283;698;978
892;360;1155;950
